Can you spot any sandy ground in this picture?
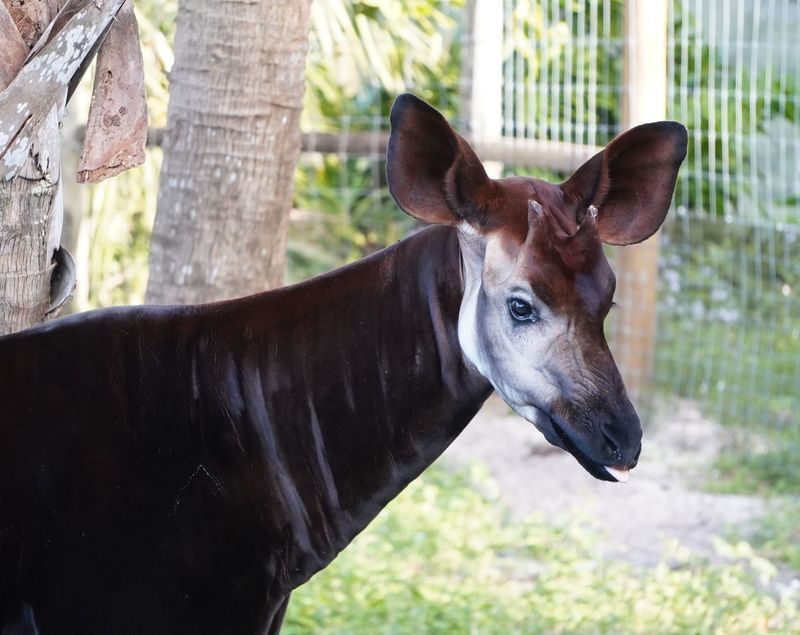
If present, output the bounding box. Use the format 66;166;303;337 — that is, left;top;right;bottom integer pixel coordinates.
441;395;775;569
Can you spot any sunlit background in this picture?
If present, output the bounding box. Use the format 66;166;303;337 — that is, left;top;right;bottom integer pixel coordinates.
65;1;800;632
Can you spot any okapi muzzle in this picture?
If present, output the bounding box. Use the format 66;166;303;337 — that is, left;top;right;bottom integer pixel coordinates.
387;93;687;483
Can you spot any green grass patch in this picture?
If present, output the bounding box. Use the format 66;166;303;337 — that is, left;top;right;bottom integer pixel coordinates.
656;314;800;496
710;427;800;496
747;500;800;571
283;466;800;634
656;319;800;441
653;217;800;496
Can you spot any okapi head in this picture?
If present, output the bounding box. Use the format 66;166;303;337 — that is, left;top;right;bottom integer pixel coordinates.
387;94;687;482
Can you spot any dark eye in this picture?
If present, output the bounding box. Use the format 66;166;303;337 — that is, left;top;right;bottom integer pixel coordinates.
508;298;539;323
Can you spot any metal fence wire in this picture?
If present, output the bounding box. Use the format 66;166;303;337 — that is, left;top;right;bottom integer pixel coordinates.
296;0;800;461
662;0;800;447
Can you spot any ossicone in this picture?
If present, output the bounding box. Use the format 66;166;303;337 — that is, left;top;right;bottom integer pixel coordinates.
527;199;600;272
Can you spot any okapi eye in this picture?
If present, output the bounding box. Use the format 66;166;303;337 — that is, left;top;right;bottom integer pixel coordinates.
508;298;539;323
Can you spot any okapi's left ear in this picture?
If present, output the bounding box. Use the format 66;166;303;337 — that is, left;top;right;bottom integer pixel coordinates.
386;94;493;226
561;121;688;245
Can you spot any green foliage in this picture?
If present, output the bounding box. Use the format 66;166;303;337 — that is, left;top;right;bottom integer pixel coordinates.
655;217;800;494
135;4;176;127
305;0;465;127
670;5;800;219
284;466;799;634
503;1;800;225
748;500;800;570
80;150;163;308
136;0;178;44
503;0;623;143
289;154;416;282
711;427;800;496
71;4;175;310
291;0;466;278
654;4;800;495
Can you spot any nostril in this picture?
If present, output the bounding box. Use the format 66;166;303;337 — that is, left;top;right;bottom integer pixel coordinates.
600;424;623;463
601;422;643;468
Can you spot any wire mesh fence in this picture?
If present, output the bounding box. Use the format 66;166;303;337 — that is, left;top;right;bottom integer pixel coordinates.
659;0;800;486
294;0;800;488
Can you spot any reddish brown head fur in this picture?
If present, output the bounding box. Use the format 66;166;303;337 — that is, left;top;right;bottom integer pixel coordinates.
387;93;687;482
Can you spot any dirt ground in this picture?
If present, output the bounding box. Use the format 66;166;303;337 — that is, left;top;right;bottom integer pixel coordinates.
441;395;774;569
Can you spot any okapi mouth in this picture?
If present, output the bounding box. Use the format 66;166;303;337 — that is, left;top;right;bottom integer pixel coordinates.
547;413;618;483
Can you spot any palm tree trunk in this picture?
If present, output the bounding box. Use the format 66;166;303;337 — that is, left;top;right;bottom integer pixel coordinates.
146;0;312;305
0;0;141;334
0;110;62;336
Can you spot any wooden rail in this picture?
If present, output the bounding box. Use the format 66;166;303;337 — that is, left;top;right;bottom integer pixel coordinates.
138;128;601;174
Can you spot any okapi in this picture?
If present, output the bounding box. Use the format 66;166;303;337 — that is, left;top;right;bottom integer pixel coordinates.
0;94;686;634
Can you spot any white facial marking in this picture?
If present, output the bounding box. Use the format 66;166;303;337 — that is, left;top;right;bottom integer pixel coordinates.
456;229;566;421
456;259;484;373
458;220;482;238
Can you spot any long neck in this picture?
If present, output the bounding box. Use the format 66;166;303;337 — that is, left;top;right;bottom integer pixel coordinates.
195;226;492;590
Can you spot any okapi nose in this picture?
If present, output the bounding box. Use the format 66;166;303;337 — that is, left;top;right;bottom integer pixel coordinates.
600;420;642;469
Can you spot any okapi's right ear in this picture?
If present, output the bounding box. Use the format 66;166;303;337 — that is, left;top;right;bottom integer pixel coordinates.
387;94;493;226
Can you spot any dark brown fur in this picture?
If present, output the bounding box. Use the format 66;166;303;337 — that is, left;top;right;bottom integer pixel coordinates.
0;94;686;634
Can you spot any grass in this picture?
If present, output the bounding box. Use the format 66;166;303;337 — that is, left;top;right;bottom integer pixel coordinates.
657;317;800;496
747;501;800;572
653;216;800;496
710;428;800;496
283;465;800;635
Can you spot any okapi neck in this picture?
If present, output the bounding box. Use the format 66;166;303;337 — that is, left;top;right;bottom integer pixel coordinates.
200;225;493;591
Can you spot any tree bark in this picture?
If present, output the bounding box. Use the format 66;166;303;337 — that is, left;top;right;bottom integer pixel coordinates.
77;0;147;184
0;105;62;335
146;0;312;305
0;0;141;335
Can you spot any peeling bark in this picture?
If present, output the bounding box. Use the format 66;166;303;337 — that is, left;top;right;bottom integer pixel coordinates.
36;0;93;54
77;0;146;183
0;0;127;180
0;3;27;89
3;0;60;50
146;0;313;304
0;103;62;335
0;0;126;334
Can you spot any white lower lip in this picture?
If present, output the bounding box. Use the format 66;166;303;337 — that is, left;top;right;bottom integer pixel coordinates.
604;466;630;482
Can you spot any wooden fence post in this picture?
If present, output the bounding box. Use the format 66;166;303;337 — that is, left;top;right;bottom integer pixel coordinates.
611;0;669;401
461;0;504;178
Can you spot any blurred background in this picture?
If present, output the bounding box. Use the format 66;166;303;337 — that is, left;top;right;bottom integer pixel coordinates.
64;0;799;631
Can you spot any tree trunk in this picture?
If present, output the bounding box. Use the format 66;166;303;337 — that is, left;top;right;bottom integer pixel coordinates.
0;107;62;336
0;1;54;336
0;0;143;335
146;0;312;305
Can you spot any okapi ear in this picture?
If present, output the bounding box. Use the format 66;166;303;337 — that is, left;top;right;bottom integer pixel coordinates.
560;121;688;245
387;94;493;226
